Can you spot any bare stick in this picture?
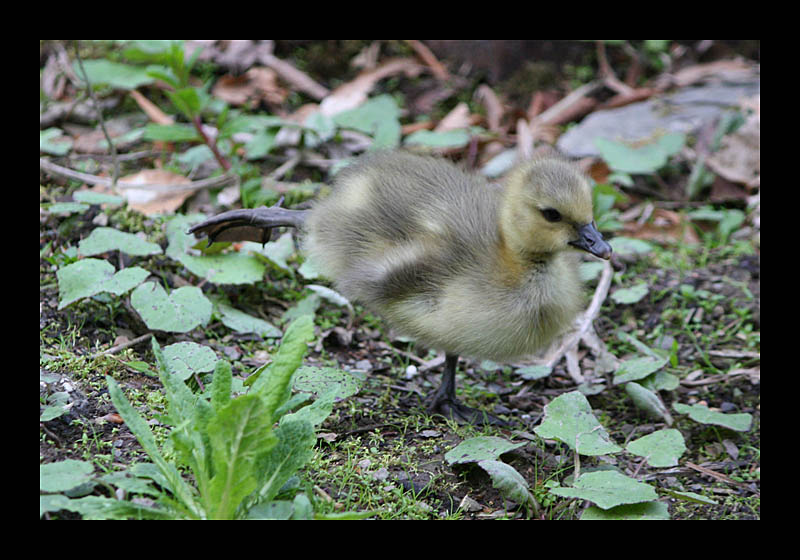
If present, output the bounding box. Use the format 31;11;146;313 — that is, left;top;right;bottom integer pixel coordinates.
40;157;238;193
73;41;120;188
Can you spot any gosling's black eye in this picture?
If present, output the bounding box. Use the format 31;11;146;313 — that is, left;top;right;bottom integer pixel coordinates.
541;208;562;223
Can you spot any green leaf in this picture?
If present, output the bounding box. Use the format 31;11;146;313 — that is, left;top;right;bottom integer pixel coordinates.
166;87;202;118
595;132;685;174
57;259;149;309
625;382;674;425
130;282;212;333
210;360;233;413
608;237;653;256
72;191;125;206
550;470;658;510
40;459;94;493
477;460;538;512
673;402;752;432
580;500;670;520
444;436;526;465
293;366;361;401
626;429;686;467
611;283;649;304
106;376;202;517
533;391;622;456
252;417;316;505
613;356;667;385
162;341;217;381
206;394;277;519
143;123;200;142
515;364;552;381
216;303;281;337
78;227;162;257
250;315;315;416
74;59;155;90
663;489;718;505
332;95;401;148
404;129;471;148
40;127;73;155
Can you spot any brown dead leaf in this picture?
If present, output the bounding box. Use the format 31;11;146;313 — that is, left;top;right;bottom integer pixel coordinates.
706;102;760;189
474;84;504;132
434;102;472;132
212;67;288;107
319;57;422;116
622;207;701;245
129;90;174;125
117;169;194;215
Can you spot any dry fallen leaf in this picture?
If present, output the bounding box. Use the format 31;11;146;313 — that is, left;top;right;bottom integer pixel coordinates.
117;169;194;215
319;58;422;116
212;67;288;107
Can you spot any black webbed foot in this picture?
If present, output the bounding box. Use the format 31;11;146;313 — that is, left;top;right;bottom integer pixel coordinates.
425;354;510;426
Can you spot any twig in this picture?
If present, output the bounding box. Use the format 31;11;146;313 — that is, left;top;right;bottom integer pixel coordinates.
40;157;238;193
405;40;450;81
191;115;230;171
90;333;154;359
538;260;614;369
595;41;636;96
73;41;120;188
529;80;601;126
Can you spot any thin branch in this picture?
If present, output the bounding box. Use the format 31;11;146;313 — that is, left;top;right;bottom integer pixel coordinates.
40;157;238;193
73;41;120;188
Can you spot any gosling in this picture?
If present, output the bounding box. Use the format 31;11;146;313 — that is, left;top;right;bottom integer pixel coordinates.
189;151;611;424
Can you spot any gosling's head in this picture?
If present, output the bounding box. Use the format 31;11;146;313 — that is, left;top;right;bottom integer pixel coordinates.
500;158;612;260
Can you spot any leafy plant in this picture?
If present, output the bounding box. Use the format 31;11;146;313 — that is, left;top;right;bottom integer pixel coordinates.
41;315;371;519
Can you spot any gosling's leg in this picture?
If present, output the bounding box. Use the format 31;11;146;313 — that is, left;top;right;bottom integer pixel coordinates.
427;354;508;426
187;200;309;245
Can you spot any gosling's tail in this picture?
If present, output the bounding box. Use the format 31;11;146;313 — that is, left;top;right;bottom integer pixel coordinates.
188;200;309;245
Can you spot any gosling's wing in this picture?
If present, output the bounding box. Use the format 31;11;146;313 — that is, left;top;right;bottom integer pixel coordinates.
188;206;309;245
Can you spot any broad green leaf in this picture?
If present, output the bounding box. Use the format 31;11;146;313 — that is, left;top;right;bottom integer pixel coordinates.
626;429;686;467
581;500;670;520
625;382;673;425
74;59;155;90
251;417;315;505
57;259;149;309
180;252;267;285
404;129;471;148
444;436;526;465
46;202;89;215
534;391;622;456
251;231;296;271
673;402;752;432
293;366;361;401
477;459;538;512
143;123;200;142
280;293;321;324
595;132;685;174
130;282;212;333
332;95;401;148
250;315;315;416
72;191;125;206
40;127;73;155
611;283;649;304
609;237;653;256
40;459;94;493
613;356;667;385
216;303;281;337
550;470;657;510
162;341;217;381
206;395;277;519
78;227;162;257
515;365;552;381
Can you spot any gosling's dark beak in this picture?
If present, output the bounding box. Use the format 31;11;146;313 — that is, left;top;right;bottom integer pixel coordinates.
569;222;612;260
